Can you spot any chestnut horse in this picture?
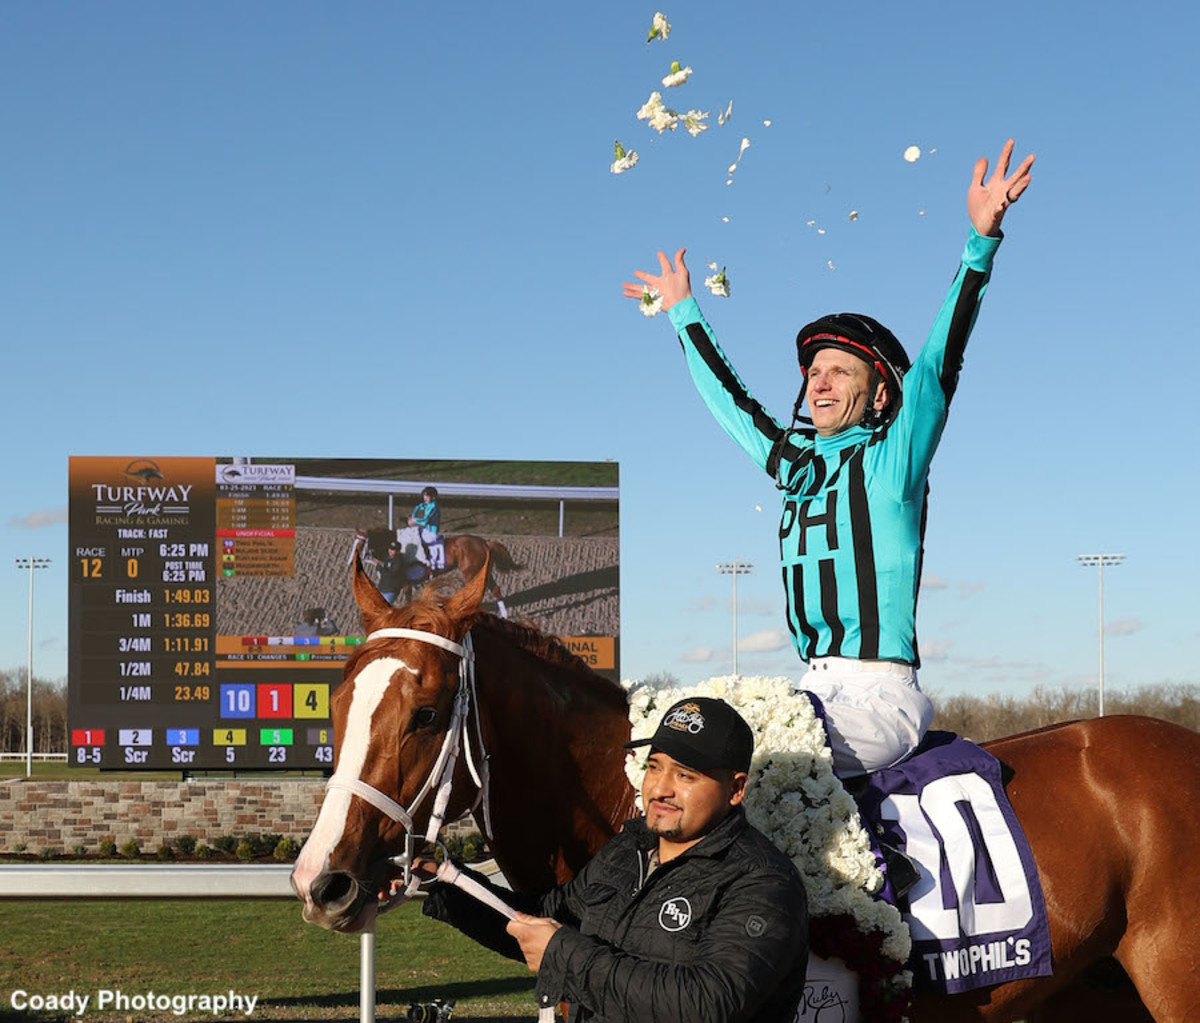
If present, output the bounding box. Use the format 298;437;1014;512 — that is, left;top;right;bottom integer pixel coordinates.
293;563;1200;1022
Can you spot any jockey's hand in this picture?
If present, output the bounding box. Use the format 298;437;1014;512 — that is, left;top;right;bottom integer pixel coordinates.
506;911;563;973
622;247;691;312
968;138;1034;238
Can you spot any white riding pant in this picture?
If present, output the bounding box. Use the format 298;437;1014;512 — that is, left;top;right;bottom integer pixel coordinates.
795;657;934;777
419;529;445;569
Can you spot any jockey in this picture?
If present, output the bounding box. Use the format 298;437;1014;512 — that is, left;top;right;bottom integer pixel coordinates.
625;140;1034;776
409;486;445;571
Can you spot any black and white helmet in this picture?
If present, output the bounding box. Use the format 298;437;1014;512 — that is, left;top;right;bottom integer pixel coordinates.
795;313;911;428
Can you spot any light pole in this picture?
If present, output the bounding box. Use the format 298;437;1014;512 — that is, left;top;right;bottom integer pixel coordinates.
717;560;753;676
14;557;52;777
1076;553;1124;717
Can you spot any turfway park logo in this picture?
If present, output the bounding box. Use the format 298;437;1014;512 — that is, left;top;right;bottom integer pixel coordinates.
664;702;705;734
659;896;693;932
90;460;193;523
216;463;295;486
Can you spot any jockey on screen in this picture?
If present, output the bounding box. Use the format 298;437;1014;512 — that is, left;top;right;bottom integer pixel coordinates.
409;486;445;572
624;139;1034;777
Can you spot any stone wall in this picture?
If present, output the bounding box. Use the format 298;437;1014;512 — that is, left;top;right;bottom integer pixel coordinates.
0;778;480;853
0;778;324;853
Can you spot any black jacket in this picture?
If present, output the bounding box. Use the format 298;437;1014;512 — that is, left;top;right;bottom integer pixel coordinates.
423;808;808;1023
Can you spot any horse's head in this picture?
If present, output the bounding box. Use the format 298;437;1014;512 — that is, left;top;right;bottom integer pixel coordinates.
291;553;491;932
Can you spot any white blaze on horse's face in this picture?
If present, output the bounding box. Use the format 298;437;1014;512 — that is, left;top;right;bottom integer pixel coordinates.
291;655;416;915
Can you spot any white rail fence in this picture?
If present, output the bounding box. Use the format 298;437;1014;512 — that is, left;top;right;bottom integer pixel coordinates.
0;865;381;1022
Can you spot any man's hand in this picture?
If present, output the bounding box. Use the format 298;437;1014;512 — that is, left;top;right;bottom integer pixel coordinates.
968;138;1035;238
506;911;563;973
622;248;692;312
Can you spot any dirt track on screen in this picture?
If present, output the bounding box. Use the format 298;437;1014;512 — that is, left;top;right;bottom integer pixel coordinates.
216;527;618;641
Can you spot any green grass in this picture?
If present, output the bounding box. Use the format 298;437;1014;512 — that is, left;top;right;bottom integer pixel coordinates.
0;900;535;1021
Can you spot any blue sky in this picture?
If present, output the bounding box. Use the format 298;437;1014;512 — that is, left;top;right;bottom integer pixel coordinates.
3;1;1197;701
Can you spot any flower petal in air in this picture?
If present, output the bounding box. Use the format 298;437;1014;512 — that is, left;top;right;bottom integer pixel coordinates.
647;11;671;42
662;61;693;88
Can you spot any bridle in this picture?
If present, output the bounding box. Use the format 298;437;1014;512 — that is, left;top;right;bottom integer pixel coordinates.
324;626;493;904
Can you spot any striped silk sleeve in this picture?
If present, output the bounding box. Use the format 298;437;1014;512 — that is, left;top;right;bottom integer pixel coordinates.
882;228;1001;497
667;297;786;476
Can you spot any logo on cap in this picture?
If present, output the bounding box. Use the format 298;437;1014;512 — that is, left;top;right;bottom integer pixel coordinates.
663;702;705;734
659;896;693;932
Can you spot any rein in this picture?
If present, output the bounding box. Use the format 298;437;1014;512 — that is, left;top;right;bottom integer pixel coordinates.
324;626;493;901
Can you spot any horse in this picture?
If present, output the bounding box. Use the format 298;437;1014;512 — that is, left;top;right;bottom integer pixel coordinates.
292;563;1200;1022
362;526;520;610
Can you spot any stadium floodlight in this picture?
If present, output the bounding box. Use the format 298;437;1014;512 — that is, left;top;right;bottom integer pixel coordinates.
717;561;753;677
1076;553;1125;717
14;557;52;777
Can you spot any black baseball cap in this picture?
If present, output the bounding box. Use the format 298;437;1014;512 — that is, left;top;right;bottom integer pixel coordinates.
625;697;754;774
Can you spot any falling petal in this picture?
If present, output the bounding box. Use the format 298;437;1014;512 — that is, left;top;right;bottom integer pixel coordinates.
929;147;937;154
707;261;719;271
662;62;694;88
817;228;826;235
763;119;772;127
611;140;639;174
918;209;926;216
903;145;921;163
805;220;815;227
726;179;733;185
718;100;733;125
827;260;836;271
739;137;751;156
754;504;763;512
681;109;709;137
848;209;860;221
722;216;730;222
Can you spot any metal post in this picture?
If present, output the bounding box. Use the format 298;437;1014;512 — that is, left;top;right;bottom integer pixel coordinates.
388;494;394;531
558;499;565;538
717;561;753;676
1077;553;1125;718
14;558;51;777
360;924;376;1023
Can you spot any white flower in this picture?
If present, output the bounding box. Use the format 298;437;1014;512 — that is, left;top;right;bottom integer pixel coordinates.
704;266;730;297
639;287;663;317
647;11;671;42
662;61;693;88
649;108;678;133
681;109;709;137
637;91;666;121
610;140;639;174
637;91;678;134
903;145;921;163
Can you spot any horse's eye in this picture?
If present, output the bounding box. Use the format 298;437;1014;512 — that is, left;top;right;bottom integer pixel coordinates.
413;707;438;729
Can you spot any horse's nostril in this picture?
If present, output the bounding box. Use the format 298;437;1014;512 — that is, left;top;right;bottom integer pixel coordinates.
310;870;357;911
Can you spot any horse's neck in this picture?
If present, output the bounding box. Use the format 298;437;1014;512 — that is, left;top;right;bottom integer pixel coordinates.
472;627;635;892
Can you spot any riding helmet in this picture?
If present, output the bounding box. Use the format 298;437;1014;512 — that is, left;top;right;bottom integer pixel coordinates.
795;313;911;428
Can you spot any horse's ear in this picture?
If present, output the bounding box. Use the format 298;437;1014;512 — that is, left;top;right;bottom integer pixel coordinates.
353;552;393;633
444;550;491;633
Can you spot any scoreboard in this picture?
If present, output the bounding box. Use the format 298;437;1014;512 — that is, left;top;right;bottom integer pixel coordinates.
69;456;342;770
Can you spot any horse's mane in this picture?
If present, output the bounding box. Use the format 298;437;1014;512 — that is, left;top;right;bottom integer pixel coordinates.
350;590;628;713
467;611;628;712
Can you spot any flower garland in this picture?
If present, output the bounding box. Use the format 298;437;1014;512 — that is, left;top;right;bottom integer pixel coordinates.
622;674;913;1022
